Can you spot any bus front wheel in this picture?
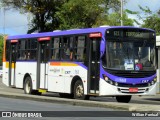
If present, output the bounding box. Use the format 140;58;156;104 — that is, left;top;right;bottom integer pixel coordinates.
73;80;89;100
116;95;132;103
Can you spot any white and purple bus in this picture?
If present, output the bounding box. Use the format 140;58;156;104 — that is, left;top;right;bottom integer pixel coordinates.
2;26;157;102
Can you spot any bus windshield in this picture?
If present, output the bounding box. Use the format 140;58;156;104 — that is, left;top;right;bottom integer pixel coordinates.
103;40;156;71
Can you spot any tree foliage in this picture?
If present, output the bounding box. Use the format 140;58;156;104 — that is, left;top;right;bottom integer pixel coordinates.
132;5;160;35
142;14;160;35
1;0;134;33
139;6;160;35
56;0;134;29
1;0;66;33
100;12;134;26
56;0;104;29
126;5;160;35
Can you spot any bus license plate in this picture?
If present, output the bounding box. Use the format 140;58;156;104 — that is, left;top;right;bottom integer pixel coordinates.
129;88;138;92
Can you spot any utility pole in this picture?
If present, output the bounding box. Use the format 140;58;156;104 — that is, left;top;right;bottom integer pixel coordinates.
121;0;123;26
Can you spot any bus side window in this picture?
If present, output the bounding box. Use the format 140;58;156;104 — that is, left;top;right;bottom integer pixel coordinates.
18;40;26;60
30;39;37;60
75;36;86;62
6;41;10;61
51;37;60;60
62;37;74;60
26;39;31;60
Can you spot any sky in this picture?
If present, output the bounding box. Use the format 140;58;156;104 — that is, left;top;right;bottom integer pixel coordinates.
0;0;160;36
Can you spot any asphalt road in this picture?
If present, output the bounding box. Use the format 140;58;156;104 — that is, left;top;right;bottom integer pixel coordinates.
0;97;159;120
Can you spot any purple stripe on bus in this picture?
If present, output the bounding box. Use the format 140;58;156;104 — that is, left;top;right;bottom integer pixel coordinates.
7;26;154;40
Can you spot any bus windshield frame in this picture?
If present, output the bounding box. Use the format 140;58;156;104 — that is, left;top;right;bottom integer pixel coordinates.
103;28;156;72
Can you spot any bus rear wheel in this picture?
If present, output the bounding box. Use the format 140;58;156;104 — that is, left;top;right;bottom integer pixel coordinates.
24;76;41;95
24;76;33;94
116;95;132;103
73;80;89;100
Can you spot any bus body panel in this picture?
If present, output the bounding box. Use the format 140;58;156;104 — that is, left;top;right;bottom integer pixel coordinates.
99;78;157;96
15;62;24;88
39;63;48;89
47;62;88;94
2;61;16;87
48;73;64;93
48;65;65;93
156;69;160;93
156;36;160;94
11;65;15;86
2;62;9;86
15;61;37;89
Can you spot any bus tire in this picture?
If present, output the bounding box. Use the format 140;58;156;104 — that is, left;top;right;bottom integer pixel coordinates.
24;76;33;94
24;76;41;95
73;80;89;100
116;95;132;103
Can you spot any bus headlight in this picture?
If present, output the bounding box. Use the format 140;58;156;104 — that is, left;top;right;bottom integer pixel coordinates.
103;74;109;81
151;81;154;85
154;77;157;82
104;76;109;81
115;82;118;86
102;74;118;86
149;77;157;86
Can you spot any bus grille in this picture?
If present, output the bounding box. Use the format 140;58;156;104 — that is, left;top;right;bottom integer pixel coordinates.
118;88;147;94
106;69;156;78
118;83;148;87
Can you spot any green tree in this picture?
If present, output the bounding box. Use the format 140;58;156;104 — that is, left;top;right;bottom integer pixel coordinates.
1;0;66;33
142;14;160;35
2;0;132;33
100;12;134;26
56;0;134;29
138;6;160;35
56;0;104;29
126;5;160;35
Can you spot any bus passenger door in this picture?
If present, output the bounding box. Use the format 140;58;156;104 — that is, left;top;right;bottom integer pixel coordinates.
37;37;50;90
88;37;101;95
8;40;18;87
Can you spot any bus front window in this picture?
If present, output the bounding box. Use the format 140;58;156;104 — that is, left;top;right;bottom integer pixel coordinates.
103;40;156;71
134;41;155;70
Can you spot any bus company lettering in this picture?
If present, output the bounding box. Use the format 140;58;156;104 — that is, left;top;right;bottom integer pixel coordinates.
65;71;71;74
141;79;149;83
50;68;60;73
118;78;126;83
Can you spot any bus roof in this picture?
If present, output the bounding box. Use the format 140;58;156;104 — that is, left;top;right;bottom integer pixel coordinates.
7;26;155;40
